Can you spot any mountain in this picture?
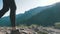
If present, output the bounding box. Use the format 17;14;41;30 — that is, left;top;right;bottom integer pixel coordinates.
0;2;60;26
0;6;47;26
21;2;60;26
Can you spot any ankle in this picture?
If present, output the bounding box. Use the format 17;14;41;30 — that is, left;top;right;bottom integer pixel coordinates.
12;27;16;30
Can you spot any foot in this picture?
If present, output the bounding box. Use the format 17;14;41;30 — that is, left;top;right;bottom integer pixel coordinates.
10;29;20;34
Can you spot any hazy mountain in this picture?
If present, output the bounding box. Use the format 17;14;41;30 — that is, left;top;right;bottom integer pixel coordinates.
0;6;47;26
0;2;60;26
21;2;60;26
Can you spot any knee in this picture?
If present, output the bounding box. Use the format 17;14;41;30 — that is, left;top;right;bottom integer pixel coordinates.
5;8;9;11
13;6;16;10
10;6;17;11
14;6;17;10
10;7;16;14
1;7;9;12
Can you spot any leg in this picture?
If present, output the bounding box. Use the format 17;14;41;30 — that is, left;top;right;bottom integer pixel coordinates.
10;6;16;29
0;8;9;18
0;0;9;18
10;0;16;28
10;1;20;34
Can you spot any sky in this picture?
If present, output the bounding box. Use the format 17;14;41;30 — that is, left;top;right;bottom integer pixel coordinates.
0;0;60;17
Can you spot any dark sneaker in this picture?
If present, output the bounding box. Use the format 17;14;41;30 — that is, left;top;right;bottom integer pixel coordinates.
6;32;8;34
10;29;20;34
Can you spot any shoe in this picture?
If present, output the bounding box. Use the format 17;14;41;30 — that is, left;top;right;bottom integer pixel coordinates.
10;29;20;34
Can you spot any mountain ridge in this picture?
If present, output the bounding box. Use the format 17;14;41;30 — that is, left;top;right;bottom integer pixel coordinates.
0;2;60;26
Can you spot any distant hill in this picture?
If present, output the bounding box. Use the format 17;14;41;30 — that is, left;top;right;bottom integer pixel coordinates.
0;2;60;26
21;2;60;26
0;6;47;26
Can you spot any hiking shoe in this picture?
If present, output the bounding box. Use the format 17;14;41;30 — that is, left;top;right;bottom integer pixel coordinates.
10;29;20;34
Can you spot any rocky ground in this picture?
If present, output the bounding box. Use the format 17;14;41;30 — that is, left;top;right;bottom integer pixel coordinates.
0;25;60;34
